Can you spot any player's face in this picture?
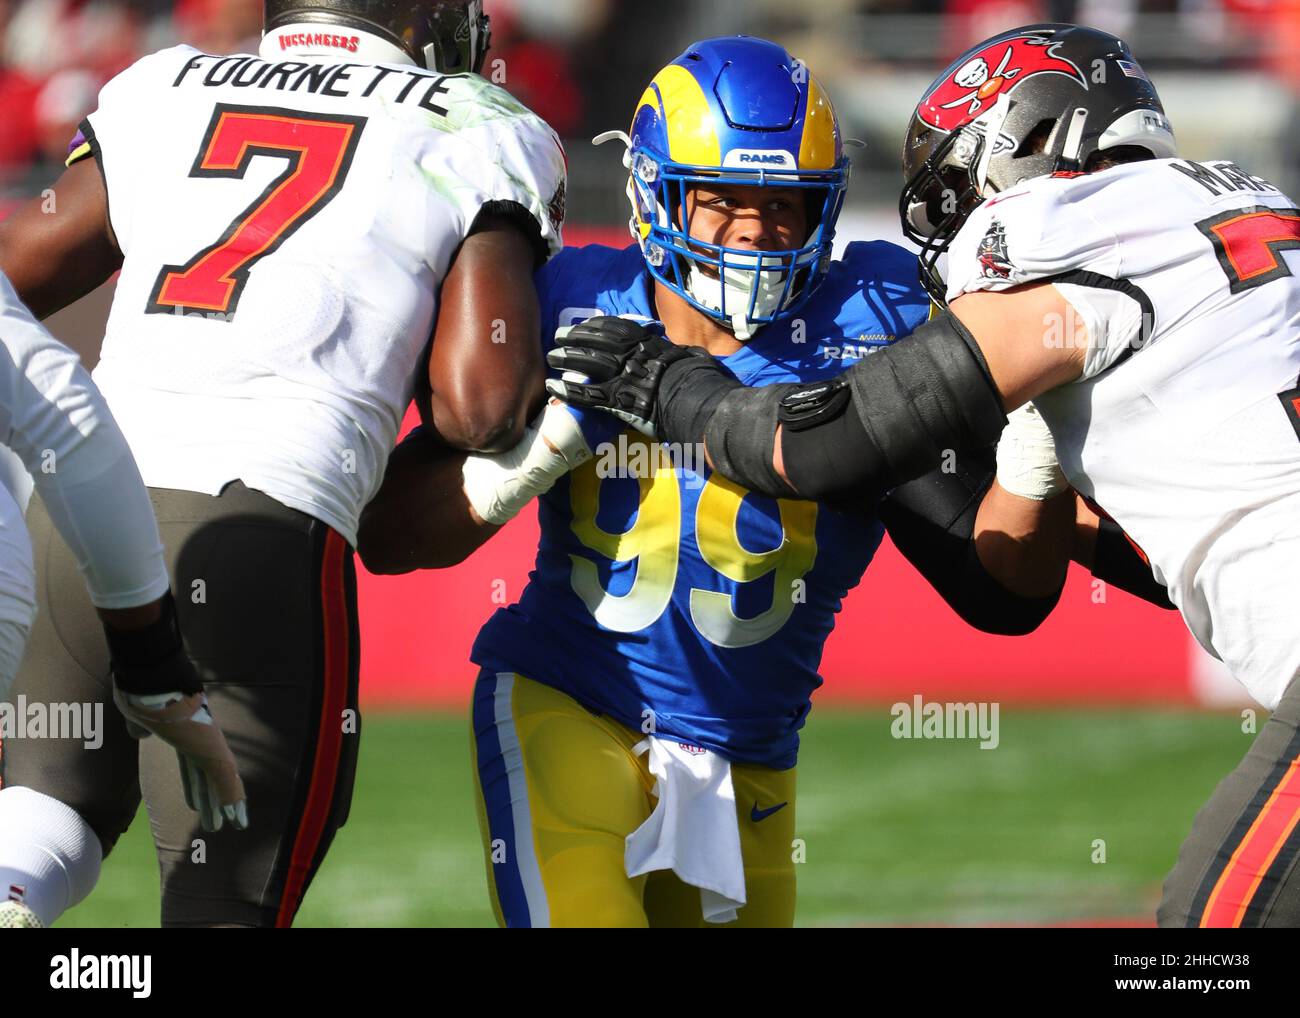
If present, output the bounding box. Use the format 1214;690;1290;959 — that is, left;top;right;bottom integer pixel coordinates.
684;184;808;255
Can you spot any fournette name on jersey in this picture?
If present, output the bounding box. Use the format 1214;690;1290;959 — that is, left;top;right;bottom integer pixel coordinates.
173;51;462;114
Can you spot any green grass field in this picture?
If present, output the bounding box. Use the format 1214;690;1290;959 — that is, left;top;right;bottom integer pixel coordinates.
58;706;1251;927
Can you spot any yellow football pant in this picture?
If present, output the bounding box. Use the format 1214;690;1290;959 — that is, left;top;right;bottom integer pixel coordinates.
470;671;797;928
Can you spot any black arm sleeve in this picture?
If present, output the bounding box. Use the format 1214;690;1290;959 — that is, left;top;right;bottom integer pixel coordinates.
1091;517;1177;610
878;446;1063;636
655;310;1008;505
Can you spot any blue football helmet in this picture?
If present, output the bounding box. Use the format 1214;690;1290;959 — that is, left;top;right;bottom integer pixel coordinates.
598;36;850;340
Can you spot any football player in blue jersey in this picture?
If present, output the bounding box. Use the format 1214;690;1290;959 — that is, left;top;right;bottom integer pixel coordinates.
358;36;1163;927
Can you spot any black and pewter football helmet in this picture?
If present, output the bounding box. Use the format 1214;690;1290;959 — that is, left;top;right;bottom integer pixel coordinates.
899;23;1177;302
265;0;491;73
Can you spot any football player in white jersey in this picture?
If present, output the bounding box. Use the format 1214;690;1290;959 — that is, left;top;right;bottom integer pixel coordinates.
0;0;566;927
0;272;250;929
549;23;1300;927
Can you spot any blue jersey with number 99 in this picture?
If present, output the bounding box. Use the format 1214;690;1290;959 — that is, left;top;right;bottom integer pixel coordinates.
471;241;930;768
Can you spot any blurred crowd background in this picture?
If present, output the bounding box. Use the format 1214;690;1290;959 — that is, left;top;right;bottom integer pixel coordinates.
0;0;1297;230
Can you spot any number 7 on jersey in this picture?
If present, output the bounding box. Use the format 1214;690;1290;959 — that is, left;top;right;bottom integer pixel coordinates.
147;104;367;320
1197;206;1300;293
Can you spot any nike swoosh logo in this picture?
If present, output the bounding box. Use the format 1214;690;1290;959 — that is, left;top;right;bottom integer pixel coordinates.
751;801;788;823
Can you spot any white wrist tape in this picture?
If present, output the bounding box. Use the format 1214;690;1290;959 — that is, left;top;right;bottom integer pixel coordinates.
996;401;1068;501
461;402;593;525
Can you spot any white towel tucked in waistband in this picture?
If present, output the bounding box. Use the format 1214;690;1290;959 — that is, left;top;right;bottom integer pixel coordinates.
624;736;746;924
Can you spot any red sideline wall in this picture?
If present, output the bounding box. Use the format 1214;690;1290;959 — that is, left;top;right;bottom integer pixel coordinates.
356;514;1194;709
359;226;1193;708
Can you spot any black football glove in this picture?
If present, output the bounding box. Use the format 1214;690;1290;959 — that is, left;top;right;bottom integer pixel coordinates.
544;317;706;437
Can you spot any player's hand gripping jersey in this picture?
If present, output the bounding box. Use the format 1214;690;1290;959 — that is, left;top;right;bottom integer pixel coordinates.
68;44;566;545
947;157;1300;708
472;241;931;768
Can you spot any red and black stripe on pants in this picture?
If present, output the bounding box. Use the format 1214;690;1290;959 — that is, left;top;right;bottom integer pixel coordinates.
1161;676;1300;928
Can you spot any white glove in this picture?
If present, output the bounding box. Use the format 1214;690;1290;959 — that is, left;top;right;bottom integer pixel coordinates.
461;401;593;525
113;686;249;833
996;402;1068;500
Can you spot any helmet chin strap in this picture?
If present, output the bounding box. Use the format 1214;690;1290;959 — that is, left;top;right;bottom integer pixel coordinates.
685;253;798;342
731;313;757;342
685;263;756;340
1056;107;1091;171
594;130;642;243
593;130;634;168
970;93;1012;196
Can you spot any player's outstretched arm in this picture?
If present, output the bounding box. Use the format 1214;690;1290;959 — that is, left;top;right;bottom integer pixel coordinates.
0;276;246;830
358;401;592;574
0;159;122;321
421;212;546;454
547;287;1086;509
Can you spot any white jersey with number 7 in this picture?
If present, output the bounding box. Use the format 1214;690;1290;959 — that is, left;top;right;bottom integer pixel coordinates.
947;157;1300;708
71;41;567;546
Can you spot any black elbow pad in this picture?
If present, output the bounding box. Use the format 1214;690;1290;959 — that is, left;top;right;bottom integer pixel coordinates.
779;311;1009;505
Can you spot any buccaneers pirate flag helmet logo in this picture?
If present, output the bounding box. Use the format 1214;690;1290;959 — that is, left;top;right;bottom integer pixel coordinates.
917;30;1088;133
898;23;1175;305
